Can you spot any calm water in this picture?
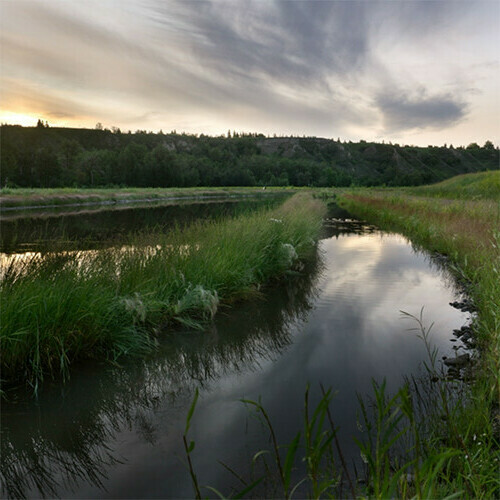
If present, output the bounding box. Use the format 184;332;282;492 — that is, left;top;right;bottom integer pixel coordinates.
0;202;469;498
0;195;286;253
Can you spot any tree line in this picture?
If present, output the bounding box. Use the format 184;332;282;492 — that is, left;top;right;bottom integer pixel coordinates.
1;124;498;188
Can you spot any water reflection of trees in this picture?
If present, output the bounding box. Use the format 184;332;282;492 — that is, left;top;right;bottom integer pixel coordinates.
321;203;378;239
0;196;285;253
0;254;322;499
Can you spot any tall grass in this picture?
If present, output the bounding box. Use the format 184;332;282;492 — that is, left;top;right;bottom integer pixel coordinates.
1;255;323;499
1;193;326;391
338;176;500;497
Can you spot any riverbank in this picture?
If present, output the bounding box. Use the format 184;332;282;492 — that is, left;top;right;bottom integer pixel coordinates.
337;171;500;497
0;186;297;210
1;193;326;391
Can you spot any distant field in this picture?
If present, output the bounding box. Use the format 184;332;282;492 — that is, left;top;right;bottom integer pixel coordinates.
0;186;296;209
1;171;497;210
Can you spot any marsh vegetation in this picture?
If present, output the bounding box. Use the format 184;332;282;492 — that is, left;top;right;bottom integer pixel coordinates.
1;193;325;390
336;171;500;498
1;173;498;498
1;190;477;498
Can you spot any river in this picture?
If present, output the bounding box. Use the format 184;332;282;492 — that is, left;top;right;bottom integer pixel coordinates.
0;199;470;498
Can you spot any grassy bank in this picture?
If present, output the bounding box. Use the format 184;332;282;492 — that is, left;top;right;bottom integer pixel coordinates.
337;171;499;497
404;170;500;200
0;186;296;209
1;193;325;391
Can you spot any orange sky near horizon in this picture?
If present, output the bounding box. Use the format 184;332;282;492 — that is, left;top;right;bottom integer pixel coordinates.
1;1;499;147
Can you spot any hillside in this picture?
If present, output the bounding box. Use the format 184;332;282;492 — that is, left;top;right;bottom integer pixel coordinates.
1;125;498;188
405;171;500;199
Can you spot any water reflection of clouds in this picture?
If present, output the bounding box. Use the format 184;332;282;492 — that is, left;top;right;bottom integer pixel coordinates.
319;233;466;345
1;224;469;498
125;231;466;496
183;241;464;489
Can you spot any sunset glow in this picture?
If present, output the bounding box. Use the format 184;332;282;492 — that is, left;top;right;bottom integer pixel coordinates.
0;112;39;128
1;0;499;145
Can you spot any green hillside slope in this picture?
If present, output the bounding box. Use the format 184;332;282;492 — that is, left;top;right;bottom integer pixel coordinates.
406;171;500;199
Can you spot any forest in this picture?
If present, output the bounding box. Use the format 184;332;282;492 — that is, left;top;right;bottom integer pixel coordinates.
1;123;498;188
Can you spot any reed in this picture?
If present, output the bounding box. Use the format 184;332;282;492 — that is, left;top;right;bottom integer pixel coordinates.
183;386;343;499
182;318;498;498
1;193;326;390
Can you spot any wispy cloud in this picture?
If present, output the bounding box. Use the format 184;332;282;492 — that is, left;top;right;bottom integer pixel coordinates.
0;0;498;144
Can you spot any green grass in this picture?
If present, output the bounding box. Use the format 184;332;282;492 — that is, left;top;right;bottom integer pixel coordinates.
404;170;500;200
337;172;500;498
176;173;499;499
0;193;326;391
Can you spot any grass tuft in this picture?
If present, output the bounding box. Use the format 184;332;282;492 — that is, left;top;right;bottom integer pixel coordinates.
1;193;326;391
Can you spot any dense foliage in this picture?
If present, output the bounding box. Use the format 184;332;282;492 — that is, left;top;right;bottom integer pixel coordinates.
1;124;498;188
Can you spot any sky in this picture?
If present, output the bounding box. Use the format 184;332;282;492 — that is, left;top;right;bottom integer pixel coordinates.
1;0;499;146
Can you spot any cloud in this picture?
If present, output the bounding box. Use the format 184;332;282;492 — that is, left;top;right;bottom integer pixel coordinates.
151;0;370;90
0;0;497;143
140;0;378;133
376;89;467;132
1;78;90;119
